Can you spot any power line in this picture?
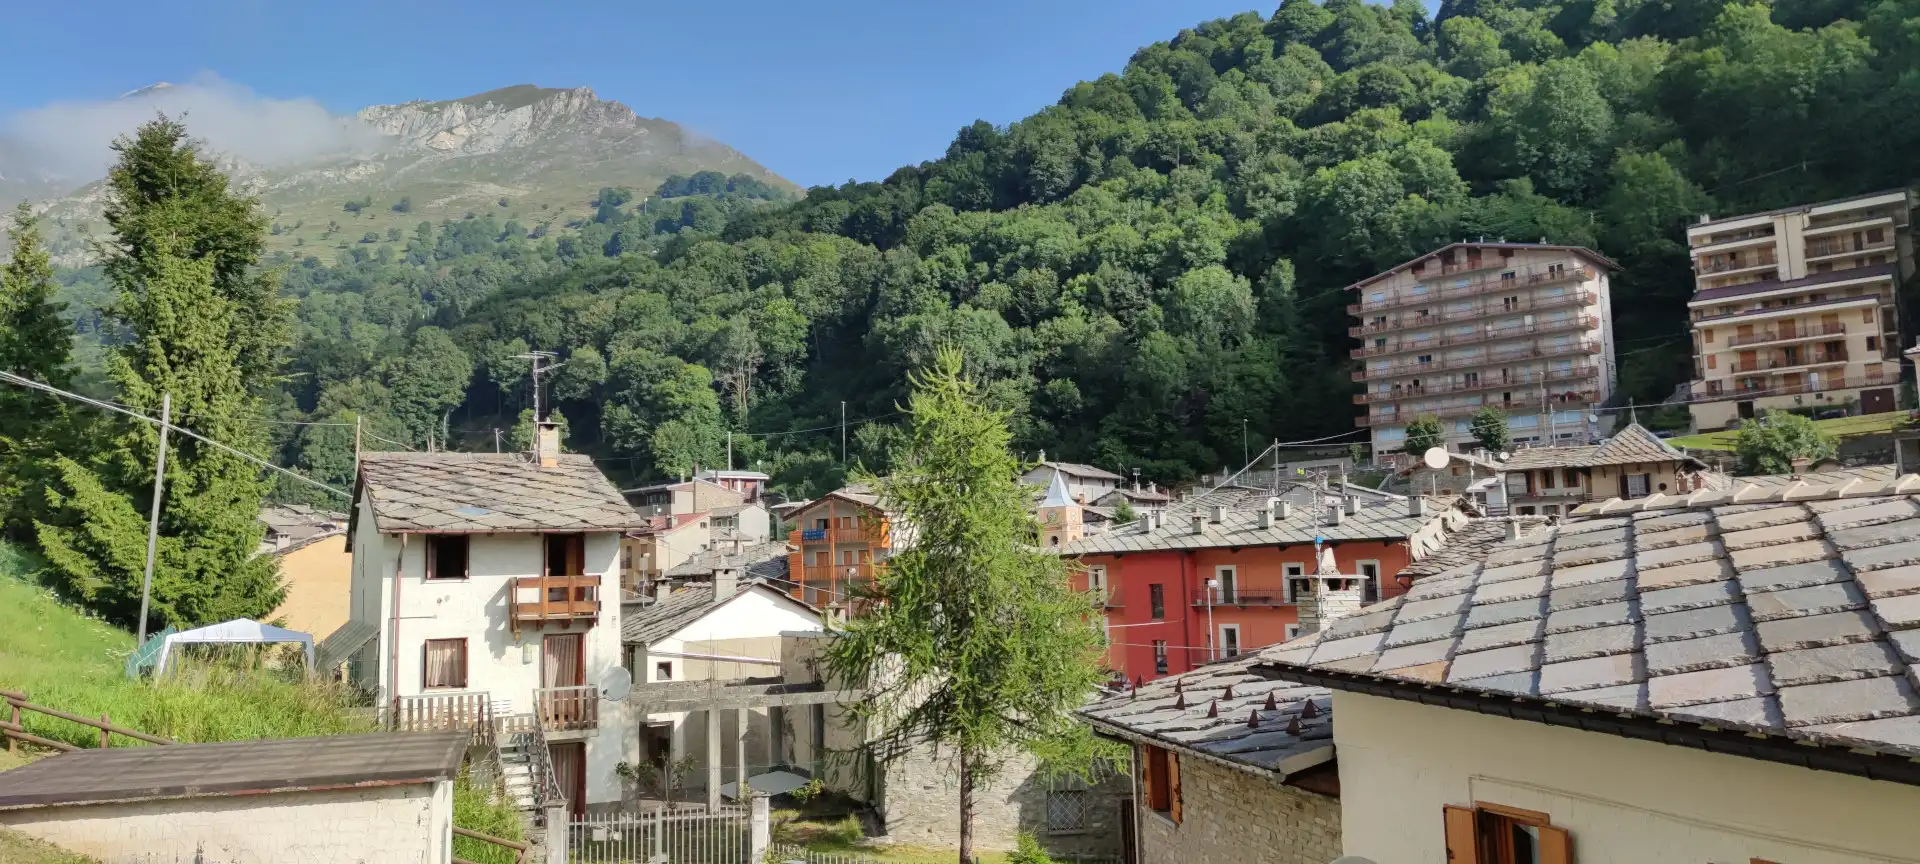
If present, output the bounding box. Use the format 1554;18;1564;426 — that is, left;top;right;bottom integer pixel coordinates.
361;431;417;451
0;371;351;499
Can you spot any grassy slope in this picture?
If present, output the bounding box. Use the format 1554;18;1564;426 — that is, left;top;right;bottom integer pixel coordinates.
0;543;373;747
0;828;98;864
1669;411;1911;451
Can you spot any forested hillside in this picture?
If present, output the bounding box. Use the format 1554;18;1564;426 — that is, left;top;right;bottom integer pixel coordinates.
190;0;1920;499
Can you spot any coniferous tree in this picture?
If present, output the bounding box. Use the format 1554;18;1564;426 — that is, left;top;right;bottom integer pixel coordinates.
824;349;1110;864
0;203;78;537
35;118;290;630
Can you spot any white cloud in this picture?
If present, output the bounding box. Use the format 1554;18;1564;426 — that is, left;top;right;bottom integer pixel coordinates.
1;72;386;181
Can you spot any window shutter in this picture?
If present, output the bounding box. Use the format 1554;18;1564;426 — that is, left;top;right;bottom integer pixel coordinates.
1443;806;1478;862
1538;824;1572;864
1168;754;1182;824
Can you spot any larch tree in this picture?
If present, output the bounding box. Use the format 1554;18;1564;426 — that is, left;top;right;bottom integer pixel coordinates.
35;117;291;631
824;348;1110;864
0;202;78;537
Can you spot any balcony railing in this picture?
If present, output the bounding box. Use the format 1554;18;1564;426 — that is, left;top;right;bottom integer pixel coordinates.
1806;239;1894;260
1347;264;1596;315
796;526;875;545
1722;322;1849;348
1190;589;1291;607
1366;388;1598;425
1728;352;1848;374
1347;290;1595;337
390;691;494;743
1700;370;1892;400
535;685;598;732
1698;254;1777;274
1351;315;1599;359
1353;340;1604;382
511;575;601;627
1356;364;1600;404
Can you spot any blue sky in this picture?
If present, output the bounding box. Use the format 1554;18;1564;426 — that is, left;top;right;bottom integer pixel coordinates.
2;0;1275;187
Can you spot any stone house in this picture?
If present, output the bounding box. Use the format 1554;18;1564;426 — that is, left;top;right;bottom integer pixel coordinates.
1078;646;1343;864
1256;473;1920;863
1498;422;1720;518
1021;459;1126;504
340;424;646;815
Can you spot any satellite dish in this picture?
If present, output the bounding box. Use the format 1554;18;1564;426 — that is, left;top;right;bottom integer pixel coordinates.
599;665;633;701
1422;446;1450;470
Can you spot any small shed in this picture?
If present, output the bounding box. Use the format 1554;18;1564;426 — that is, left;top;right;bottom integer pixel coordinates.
0;731;468;863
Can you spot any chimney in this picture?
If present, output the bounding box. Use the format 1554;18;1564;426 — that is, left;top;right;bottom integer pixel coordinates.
1259;498;1278;530
1277;500;1292;520
1506;520;1522;542
1209;505;1226;524
1190;513;1206;536
1297;576;1367;636
713;567;738;601
1790;455;1811;476
1409;496;1427;518
533;420;562;468
1346;496;1360;516
731;536;744;557
653;580;671;603
1328;504;1344;527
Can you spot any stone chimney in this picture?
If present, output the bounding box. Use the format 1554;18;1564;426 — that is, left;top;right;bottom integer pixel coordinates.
653;580;671;603
1506;520;1522;542
1296;577;1366;635
1346;496;1361;516
533;420;562;468
1328;503;1344;527
1277;500;1292;520
1790;455;1811;476
713;567;738;601
731;536;744;557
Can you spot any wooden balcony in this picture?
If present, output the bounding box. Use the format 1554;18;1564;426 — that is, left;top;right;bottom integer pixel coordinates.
795;525;884;546
391;692;494;743
511;575;601;629
535;685;598;732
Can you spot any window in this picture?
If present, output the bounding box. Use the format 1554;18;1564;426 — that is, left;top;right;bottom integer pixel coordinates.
813;517;829;531
1214;566;1237;604
1045;790;1089;833
1707;353;1717;369
1142;744;1181;822
1285;623;1301;640
1864;307;1877;323
545;533;584;577
426;535;469;581
1443;802;1572;864
1087;565;1108;603
1152;641;1169;674
422;638;468;689
1219;624;1241;658
1625;473;1651;498
1560;469;1580;488
1868;335;1880;351
1283;563;1312;604
1357;560;1381;603
655;661;673;681
1149;584;1165;619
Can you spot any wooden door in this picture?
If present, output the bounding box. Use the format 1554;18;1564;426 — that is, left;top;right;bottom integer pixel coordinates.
1779;318;1796;339
1864;388;1895;413
543;633;587;728
549;742;587;817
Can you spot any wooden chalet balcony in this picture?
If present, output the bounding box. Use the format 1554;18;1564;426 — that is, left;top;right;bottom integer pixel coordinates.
511;575;601;628
1347;264;1596;315
795;525;882;545
535;685;598;732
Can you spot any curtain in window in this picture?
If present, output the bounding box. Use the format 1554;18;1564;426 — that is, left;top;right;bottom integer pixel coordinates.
424;639;465;688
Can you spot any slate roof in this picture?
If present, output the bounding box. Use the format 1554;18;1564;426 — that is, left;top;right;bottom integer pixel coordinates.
663;541;793;582
623;580;813;644
1254;474;1920;768
1037;461;1125;482
1396;518;1552;581
1079;646;1335;778
356;452;648;534
1502;424;1704;472
1739;464;1896;489
0;732;467;809
1056;490;1453;555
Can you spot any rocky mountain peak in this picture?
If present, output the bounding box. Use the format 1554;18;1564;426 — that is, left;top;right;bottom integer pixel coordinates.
355;84;656;158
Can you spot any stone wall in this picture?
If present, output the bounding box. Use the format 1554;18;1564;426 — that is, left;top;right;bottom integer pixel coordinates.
1137;754;1340;864
878;747;1129;858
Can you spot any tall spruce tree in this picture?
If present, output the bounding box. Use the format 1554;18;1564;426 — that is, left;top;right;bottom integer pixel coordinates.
35;118;290;630
824;349;1109;864
0;202;78;537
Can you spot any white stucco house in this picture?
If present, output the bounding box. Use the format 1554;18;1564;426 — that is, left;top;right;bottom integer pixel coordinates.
623;573;823;807
341;424;651;815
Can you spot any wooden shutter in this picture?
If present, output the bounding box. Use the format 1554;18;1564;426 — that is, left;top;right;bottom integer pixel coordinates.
1443;806;1478;863
1167;753;1183;824
1538;824;1572;864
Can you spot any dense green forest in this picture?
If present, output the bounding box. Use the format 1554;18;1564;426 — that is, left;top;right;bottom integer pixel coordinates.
50;0;1920;504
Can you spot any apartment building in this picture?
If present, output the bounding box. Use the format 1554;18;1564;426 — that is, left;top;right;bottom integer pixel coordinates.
1686;189;1915;429
1348;242;1619;464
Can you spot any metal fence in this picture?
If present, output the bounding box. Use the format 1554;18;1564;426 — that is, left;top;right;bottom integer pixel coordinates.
766;844;1120;864
569;807;753;864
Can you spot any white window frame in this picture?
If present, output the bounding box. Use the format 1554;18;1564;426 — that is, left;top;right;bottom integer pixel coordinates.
1283;563;1307;604
1356;559;1381;602
1087;565;1108;602
1219;624;1242;658
1213;565;1237;604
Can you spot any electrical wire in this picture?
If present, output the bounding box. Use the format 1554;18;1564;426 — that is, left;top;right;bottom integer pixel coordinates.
0;371;351;498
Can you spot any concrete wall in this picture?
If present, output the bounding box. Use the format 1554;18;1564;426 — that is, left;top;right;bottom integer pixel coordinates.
1334;691;1920;863
346;509;630;806
877;748;1128;857
0;781;452;864
1134;749;1339;864
270;535;351;640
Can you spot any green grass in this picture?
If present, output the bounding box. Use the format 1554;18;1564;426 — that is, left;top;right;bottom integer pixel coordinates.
0;827;98;864
1669;411;1911;451
0;543;374;749
770;810;1017;863
452;774;528;864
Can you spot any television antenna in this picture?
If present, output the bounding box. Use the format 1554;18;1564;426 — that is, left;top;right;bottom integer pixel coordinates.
515;351;565;422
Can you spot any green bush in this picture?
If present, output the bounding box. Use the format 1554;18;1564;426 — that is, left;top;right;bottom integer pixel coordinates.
1009;833;1058;864
452;774;526;864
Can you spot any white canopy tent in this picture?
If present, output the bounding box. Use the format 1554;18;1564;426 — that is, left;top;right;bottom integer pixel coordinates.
150;619;316;677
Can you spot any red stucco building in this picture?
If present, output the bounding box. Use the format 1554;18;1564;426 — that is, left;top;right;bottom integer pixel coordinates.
1058;485;1465;681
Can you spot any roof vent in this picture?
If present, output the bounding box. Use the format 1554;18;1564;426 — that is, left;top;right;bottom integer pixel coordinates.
1346;496;1360;516
1209;505;1226;524
1328;505;1344;527
1190;514;1206;536
1277;500;1292;520
1259;508;1274;530
1409;496;1427;518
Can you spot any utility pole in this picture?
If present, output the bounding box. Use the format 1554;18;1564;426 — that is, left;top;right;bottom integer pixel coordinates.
136;393;171;649
493;429;502;453
840;401;847;466
516;350;564;423
727;430;734;471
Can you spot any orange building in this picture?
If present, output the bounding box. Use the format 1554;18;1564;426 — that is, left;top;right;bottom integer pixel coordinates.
783;484;894;609
1057;486;1464;682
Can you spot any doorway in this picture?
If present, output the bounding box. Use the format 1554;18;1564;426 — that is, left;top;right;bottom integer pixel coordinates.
543;633;588;728
1737;401;1756;421
549;741;587;816
1864;387;1895;414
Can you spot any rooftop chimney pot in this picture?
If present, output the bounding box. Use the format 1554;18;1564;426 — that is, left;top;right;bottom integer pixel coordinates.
1190;514;1206;536
1346;496;1361;516
1506;520;1522;542
1209;505;1226;524
1410;496;1427;518
533;420;562;468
